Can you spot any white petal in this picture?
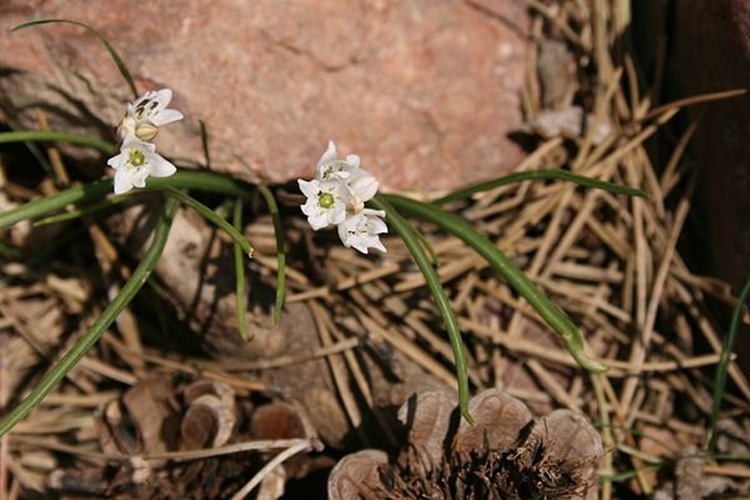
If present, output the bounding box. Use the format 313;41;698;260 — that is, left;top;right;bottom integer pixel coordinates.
337;211;388;254
107;151;126;169
337;212;363;243
348;173;379;202
337;222;351;246
113;169;134;194
147;153;177;178
328;204;347;225
369;238;387;253
298;179;321;198
351;234;375;254
152;88;174;107
308;213;329;230
122;133;156;153
130;91;149;108
152;108;184;126
117;116;136;140
300;198;319;217
362;208;386;219
131;171;148;188
317;140;337;167
366;215;388;234
345;154;360;169
129;91;156;114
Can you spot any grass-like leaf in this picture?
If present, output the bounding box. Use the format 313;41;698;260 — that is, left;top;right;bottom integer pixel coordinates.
0;180;112;230
148;171;253;197
23;141;54;178
414;226;441;267
371;195;474;423
258;185;286;328
434;168;649;205
383;194;607;373
33;194;132;226
233;199;250;339
0;196;179;437
0;130;115;155
0;171;253;230
200;120;211;168
707;276;750;455
0;241;23;260
12;19;138;98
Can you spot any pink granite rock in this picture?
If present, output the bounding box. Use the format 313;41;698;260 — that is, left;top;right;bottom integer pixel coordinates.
0;0;528;192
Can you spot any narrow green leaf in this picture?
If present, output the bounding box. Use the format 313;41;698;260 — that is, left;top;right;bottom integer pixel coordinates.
0;171;254;231
23;141;54;177
257;186;286;328
0;241;23;260
199;120;211;168
414;227;440;268
13;19;138;98
0;130;115;155
147;171;254;197
707;276;750;455
233;199;249;339
0;180;112;230
434;168;649;205
165;188;254;258
712;453;750;462
371;195;474;424
34;194;133;226
599;464;662;483
0;197;179;437
384;194;607;373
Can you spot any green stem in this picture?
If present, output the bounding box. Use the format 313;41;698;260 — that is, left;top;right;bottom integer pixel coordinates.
707;276;750;455
258;185;286;328
434;168;649;205
233;199;249;339
148;171;254;198
0;130;115;155
0;171;254;231
371;195;474;423
0;180;112;229
0;197;179;436
383;194;606;373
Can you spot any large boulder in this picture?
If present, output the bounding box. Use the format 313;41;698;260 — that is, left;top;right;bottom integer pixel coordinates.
0;0;528;192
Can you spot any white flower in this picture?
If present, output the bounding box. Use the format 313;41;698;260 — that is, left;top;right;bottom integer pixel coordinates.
316;140;379;214
298;178;350;230
316;140;362;182
299;140;388;254
107;134;177;194
346;172;379;213
337;209;388;254
117;88;184;141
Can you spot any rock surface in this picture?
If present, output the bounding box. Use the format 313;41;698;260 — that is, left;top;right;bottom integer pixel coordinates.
0;0;528;192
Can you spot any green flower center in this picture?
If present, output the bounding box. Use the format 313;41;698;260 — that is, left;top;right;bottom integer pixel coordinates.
128;149;146;167
318;192;335;209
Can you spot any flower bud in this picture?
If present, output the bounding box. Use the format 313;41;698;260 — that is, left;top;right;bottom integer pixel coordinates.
135;122;159;141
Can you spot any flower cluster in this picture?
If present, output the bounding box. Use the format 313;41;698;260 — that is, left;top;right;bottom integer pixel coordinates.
108;89;183;195
298;141;388;254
